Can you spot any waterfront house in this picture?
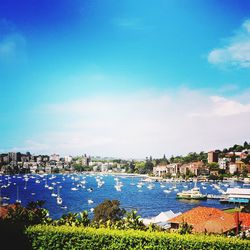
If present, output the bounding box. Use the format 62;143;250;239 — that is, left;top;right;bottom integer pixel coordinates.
168;206;238;234
153;163;181;177
180;161;207;176
153;165;168;177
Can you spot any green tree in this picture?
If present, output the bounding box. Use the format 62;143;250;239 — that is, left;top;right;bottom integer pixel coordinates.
93;200;125;224
144;160;154;174
135;162;146;174
207;162;219;171
243;141;249;149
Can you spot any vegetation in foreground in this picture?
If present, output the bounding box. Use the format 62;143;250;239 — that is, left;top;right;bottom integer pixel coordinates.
25;225;250;250
1;199;250;249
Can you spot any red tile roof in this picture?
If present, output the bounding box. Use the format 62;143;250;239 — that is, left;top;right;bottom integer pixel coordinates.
239;212;250;229
168;206;237;234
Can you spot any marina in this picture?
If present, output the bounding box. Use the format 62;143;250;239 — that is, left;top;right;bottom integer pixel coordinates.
0;173;249;219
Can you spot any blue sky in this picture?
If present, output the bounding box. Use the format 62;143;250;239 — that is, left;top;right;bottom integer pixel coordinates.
1;0;250;158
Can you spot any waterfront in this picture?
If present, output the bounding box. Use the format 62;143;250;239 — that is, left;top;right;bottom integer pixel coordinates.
0;173;246;219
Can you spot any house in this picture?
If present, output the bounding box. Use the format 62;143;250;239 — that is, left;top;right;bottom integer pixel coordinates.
153;165;168;176
218;158;229;170
168;206;238;234
154;163;181;177
235;160;245;173
180;161;207;176
50;154;60;162
229;163;237;174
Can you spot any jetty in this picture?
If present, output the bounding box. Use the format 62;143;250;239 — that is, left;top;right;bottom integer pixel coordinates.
207;194;226;200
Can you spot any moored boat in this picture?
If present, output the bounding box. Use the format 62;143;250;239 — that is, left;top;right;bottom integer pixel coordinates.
176;183;207;200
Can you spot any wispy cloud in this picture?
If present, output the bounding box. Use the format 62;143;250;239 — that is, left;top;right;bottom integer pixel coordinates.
0;33;27;64
208;19;250;68
218;83;239;93
190;95;250;117
113;17;152;30
19;89;250;158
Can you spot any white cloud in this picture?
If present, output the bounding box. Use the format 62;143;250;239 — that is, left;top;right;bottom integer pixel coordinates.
190;95;250;117
208;19;250;68
20;89;250;158
210;96;250;116
0;33;27;64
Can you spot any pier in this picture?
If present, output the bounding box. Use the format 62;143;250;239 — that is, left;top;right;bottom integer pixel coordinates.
207;194;226;200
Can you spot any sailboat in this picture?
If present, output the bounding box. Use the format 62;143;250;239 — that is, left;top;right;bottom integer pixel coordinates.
16;186;21;203
24;178;28;190
51;187;57;197
44;176;49;188
56;186;62;205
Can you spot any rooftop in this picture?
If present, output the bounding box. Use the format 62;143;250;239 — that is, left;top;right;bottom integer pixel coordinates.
168;206;237;234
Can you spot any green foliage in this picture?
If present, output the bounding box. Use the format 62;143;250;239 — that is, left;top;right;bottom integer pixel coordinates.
168;152;208;165
207;162;219;171
26;225;250;250
178;221;193;235
134;162;146;174
52;211;90;227
123;210;146;230
93;199;126;224
51;167;59;173
73;163;92;172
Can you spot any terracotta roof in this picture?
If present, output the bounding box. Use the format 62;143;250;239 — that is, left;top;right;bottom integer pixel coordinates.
194;213;236;234
168;206;237;234
239;212;250;229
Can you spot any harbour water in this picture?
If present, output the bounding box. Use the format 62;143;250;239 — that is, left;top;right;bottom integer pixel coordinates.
0;173;245;219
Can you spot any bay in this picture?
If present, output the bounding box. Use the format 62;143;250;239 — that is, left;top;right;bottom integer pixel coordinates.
0;173;243;219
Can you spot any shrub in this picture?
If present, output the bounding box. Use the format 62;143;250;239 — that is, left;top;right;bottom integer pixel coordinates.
26;225;250;250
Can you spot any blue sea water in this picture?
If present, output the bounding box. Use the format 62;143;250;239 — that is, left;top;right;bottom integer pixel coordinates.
0;173;244;219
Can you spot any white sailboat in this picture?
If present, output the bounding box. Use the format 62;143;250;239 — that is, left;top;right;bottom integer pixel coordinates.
44;176;49;188
56;186;62;205
24;179;28;190
51;187;57;197
16;186;21;203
